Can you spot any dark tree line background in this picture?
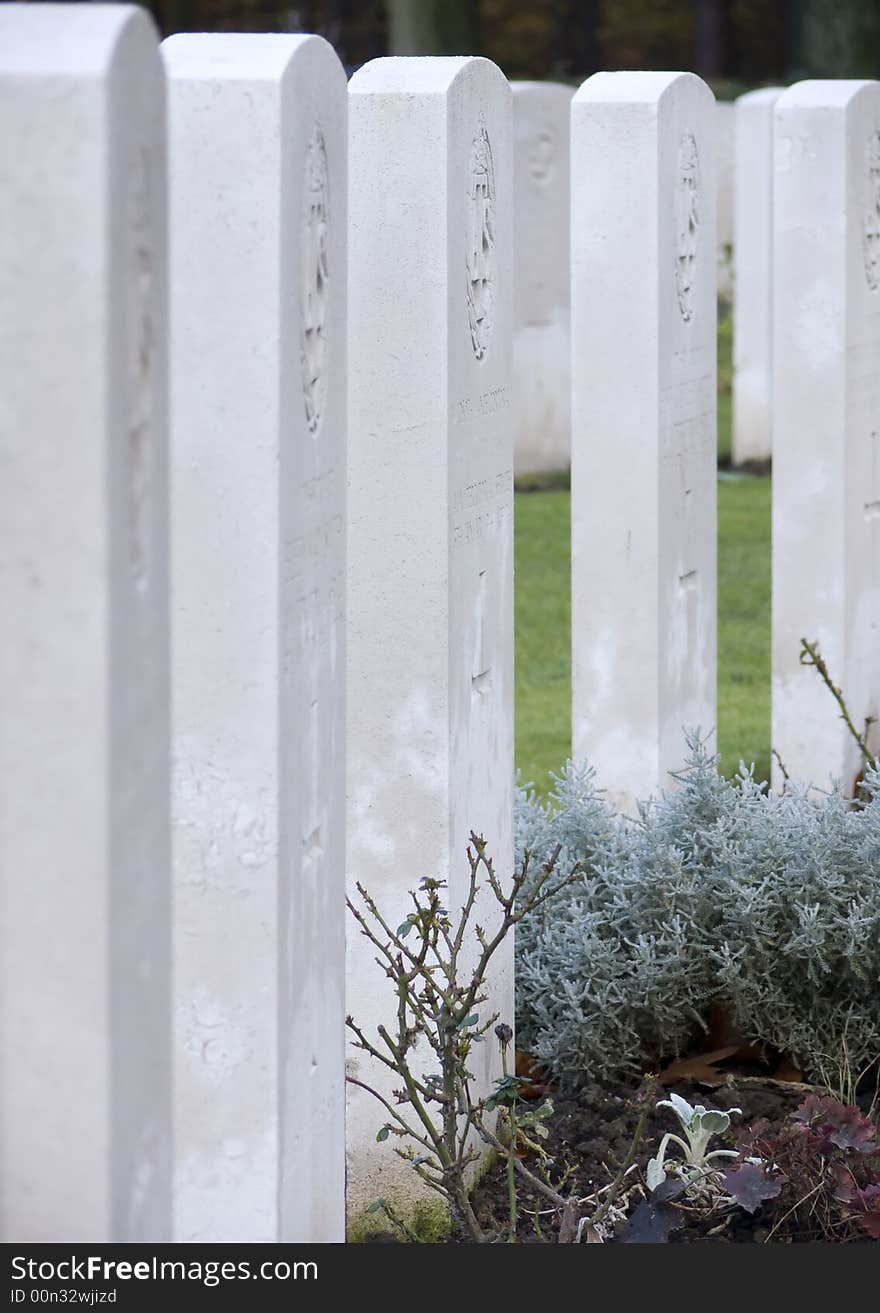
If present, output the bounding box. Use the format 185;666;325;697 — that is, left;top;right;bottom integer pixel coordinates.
145;0;880;88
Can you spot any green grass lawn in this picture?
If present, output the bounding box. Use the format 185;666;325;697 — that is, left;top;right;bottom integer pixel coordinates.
717;298;733;464
514;472;771;794
514;487;572;790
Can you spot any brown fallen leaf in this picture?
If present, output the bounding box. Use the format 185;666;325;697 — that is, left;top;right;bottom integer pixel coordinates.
658;1046;740;1085
772;1055;804;1083
515;1049;555;1100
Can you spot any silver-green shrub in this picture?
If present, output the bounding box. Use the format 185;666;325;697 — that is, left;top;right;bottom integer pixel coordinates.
515;733;880;1088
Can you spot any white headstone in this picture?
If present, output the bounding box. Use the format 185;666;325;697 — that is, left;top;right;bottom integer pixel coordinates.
732;88;782;466
772;80;880;792
346;57;514;1223
163;33;347;1242
716;100;735;297
512;81;573;476
0;4;169;1241
571;72;717;811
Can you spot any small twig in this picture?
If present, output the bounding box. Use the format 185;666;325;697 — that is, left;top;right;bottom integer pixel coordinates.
498;1031;518;1243
771;747;790;787
345;1076;438;1156
557;1197;581;1244
799;637;875;764
476;1122;569;1209
576;1163;640;1207
376;1198;423;1243
527;1205;545;1241
762;1181;823;1243
588;1077;657;1233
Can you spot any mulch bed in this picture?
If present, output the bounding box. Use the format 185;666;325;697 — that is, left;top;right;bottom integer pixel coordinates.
470;1065;823;1243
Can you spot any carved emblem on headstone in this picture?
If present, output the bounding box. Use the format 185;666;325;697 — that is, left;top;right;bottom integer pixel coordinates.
301;126;329;434
527;126;555;184
467;125;496;360
863;131;880;292
675;133;700;323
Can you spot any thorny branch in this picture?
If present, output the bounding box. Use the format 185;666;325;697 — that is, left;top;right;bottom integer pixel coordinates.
800;637;877;770
346;835;591;1242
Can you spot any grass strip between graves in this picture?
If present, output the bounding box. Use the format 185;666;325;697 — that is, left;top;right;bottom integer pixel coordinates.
514;471;771;795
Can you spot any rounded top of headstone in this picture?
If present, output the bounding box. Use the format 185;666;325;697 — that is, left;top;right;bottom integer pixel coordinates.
777;79;880;112
735;86;785;108
511;80;576;103
161;32;337;82
0;3;156;76
350;55;507;98
573;70;714;109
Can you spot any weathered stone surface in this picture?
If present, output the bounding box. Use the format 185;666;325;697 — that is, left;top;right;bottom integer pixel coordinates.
772;79;880;792
571;71;717;811
733;87;782;465
512;80;573;475
164;32;347;1241
346;56;514;1223
0;4;170;1241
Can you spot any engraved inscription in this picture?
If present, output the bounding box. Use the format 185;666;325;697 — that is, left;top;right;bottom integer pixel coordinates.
301;126;330;436
659;370;714;463
451;468;513;550
675;134;700;324
455;385;511;425
863;132;880;292
467;126;496;360
127;146;154;594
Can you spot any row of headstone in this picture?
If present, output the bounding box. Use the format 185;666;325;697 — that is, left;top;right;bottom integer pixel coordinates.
0;5;515;1241
0;6;353;1243
2;1;878;1242
516;79;874;490
513;90;735;477
522;70;880;804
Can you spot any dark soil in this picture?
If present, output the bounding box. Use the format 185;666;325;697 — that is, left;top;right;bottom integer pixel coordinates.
470;1072;813;1243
